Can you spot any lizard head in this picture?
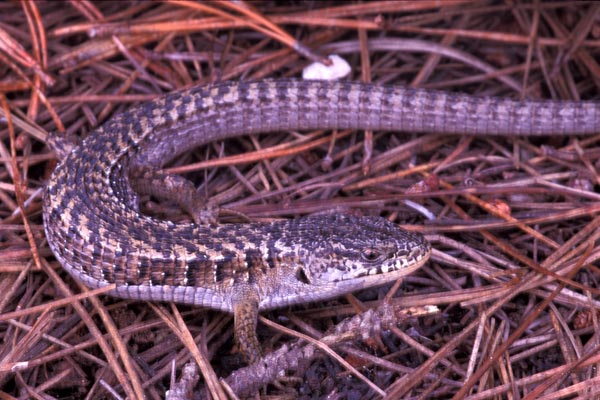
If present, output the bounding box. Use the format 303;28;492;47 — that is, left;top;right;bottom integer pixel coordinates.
271;214;431;301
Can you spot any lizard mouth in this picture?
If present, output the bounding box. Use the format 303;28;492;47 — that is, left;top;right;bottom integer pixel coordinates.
309;238;432;286
332;246;431;291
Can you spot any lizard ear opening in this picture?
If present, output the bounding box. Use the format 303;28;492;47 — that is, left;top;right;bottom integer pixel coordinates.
295;267;311;284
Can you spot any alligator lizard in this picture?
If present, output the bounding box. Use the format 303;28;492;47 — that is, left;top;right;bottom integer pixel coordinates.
42;79;599;363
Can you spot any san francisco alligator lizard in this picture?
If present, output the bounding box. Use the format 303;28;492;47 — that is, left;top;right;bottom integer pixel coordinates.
42;79;600;362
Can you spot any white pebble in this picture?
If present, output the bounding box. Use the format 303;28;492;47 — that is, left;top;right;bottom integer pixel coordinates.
302;54;351;81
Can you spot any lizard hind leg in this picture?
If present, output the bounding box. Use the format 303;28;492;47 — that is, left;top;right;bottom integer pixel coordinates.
128;167;217;225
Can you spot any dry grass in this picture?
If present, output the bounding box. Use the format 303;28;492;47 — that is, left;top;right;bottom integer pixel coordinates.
1;1;600;398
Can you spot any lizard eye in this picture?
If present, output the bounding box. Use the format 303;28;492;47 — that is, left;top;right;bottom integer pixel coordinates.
361;249;383;263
